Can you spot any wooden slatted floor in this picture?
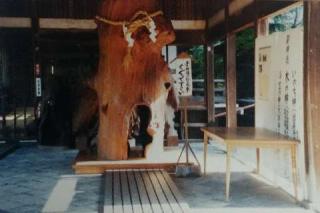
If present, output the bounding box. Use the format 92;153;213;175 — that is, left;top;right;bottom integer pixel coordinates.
101;169;190;213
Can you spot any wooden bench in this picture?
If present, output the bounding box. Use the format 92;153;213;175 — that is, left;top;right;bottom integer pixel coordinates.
101;169;190;213
202;127;299;201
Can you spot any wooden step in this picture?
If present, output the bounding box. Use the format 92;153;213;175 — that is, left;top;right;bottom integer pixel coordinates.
73;150;194;174
100;169;190;213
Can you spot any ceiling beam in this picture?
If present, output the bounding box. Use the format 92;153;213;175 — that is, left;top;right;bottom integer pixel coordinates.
0;17;31;28
171;20;205;30
0;17;205;31
208;0;253;29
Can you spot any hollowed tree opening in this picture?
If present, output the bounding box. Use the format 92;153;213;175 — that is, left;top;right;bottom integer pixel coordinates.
128;104;152;158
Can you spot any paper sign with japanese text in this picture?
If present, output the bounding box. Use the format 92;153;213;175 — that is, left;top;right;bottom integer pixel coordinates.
170;54;193;97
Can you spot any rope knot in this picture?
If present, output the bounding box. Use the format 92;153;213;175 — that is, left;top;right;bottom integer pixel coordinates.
96;10;163;70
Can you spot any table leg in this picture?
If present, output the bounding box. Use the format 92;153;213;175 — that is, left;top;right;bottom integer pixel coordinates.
203;134;208;175
256;148;260;174
226;144;232;201
291;145;298;200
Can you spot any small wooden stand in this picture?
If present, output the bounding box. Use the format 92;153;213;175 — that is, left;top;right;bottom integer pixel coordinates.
176;98;201;169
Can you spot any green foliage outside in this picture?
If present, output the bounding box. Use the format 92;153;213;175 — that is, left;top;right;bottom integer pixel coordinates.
269;6;303;34
187;45;204;80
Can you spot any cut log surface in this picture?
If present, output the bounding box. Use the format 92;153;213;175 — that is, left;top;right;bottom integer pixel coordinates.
101;169;190;213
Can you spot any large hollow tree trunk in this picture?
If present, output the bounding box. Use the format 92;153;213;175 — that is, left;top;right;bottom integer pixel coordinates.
95;0;175;160
98;104;129;160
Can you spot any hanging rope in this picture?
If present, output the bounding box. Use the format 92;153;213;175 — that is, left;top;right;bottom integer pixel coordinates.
95;10;163;27
96;10;163;70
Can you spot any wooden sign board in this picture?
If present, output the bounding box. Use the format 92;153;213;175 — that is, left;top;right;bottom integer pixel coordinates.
170;53;193;97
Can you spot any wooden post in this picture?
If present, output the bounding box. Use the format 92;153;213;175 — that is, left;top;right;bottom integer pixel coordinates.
206;45;215;124
225;34;237;128
225;0;237;128
31;0;41;120
303;1;320;203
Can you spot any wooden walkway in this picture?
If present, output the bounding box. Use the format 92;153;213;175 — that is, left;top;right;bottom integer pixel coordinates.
100;169;190;213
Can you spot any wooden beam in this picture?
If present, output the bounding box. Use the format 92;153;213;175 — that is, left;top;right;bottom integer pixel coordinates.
0;17;205;31
208;0;253;29
171;20;206;30
38;18;206;30
39;18;96;30
208;9;225;29
303;0;320;203
0;17;31;28
207;1;298;42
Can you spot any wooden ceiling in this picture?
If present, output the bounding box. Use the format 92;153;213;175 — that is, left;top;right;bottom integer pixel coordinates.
0;0;208;19
0;0;298;43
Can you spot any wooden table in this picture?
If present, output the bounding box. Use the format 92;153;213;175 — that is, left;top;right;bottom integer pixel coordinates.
201;127;299;201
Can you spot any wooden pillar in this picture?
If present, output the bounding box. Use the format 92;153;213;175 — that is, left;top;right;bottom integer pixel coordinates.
225;0;237;128
31;0;41;119
225;34;237;127
303;1;320;202
206;45;215;124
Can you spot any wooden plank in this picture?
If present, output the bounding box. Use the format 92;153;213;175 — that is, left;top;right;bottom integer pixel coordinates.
147;170;173;213
225;34;237;128
102;171;113;213
139;170;163;213
126;170;144;213
120;171;133;213
153;170;183;213
304;0;320;201
161;170;190;212
133;170;153;213
113;170;124;213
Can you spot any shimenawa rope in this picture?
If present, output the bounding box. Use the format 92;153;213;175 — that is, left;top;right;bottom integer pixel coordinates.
96;10;163;70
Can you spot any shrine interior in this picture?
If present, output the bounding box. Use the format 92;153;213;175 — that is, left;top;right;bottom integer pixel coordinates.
0;0;320;212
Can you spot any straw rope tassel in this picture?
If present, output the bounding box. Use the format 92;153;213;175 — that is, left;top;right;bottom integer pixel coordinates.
96;10;163;71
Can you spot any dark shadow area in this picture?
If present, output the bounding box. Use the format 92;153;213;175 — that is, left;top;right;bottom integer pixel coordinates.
128;105;152;158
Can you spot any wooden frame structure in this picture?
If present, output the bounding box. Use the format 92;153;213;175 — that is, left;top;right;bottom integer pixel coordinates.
1;0;320;207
